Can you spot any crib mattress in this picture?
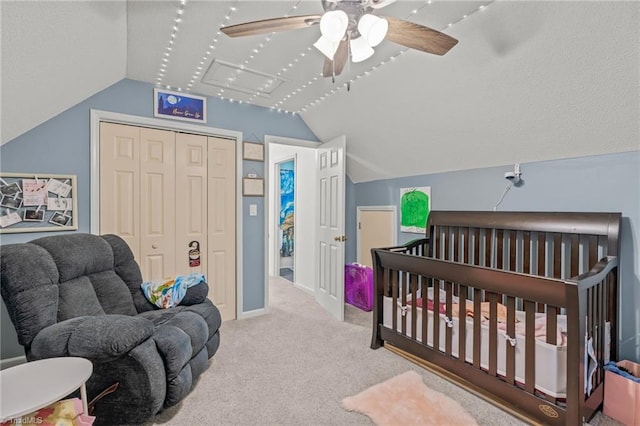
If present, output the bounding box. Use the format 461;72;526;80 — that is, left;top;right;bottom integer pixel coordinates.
383;296;568;398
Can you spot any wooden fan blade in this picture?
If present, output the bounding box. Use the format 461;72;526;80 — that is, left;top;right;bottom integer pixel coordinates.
385;17;458;55
322;40;348;78
221;15;321;37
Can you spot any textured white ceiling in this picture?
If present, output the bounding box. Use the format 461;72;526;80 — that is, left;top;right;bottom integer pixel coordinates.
2;1;638;183
1;1;127;144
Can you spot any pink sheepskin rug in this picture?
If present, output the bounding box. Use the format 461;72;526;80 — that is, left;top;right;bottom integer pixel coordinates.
342;370;478;426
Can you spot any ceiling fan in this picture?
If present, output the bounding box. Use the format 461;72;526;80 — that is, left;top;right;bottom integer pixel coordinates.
220;0;458;79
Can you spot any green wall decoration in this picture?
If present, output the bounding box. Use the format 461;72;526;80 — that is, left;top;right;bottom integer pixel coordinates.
400;187;431;233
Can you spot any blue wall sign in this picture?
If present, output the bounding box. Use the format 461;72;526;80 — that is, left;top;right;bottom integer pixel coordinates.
154;88;207;123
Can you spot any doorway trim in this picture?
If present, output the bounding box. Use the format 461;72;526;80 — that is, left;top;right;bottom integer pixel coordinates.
356;205;397;264
273;154;297;284
89;109;246;318
264;135;319;310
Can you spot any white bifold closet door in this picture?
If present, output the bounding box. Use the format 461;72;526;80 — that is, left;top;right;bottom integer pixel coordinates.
99;122;236;320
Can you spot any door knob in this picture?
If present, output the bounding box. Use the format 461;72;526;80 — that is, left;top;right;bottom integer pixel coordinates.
334;236;347;242
334;236;340;241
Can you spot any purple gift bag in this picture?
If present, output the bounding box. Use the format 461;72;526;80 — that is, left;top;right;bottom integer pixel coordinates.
345;263;374;311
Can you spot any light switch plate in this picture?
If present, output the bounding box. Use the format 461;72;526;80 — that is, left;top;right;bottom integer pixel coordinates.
249;204;258;216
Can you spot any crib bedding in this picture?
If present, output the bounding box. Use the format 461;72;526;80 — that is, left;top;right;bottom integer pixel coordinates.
383;296;569;397
406;292;568;346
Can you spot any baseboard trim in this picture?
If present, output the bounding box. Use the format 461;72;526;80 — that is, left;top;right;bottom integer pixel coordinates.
294;283;315;297
0;355;26;370
237;308;266;320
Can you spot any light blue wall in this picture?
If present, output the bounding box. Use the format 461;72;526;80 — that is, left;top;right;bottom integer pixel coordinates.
354;151;640;362
0;78;318;359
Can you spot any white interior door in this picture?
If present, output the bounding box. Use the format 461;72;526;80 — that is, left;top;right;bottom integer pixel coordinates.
315;135;346;321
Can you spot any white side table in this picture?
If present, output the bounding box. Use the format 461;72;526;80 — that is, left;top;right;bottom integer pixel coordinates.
0;357;93;422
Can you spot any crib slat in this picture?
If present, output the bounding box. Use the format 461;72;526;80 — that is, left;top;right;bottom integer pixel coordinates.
453;227;460;262
513;230;523;273
570;234;580;278
384;267;391;298
422;277;429;344
579;235;589;275
537;233;547;312
471;228;479;265
496;230;504;271
553;233;562;278
489;293;498;376
410;273;418;341
507;230;515;271
459;284;467;363
484;229;491;268
602;277;608;383
589;235;598;268
401;272;408;336
598;234;608;258
433;282;441;351
445;281;453;355
524;300;536;393
391;269;398;333
523;231;531;274
546;306;558;345
444;226;450;261
463;228;470;264
597;279;605;385
473;288;482;369
506;296;516;384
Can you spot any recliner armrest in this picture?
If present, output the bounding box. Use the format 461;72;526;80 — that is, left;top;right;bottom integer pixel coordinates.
180;281;209;306
31;315;154;362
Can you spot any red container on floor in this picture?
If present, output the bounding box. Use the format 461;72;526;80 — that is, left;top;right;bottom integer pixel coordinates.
345;263;374;311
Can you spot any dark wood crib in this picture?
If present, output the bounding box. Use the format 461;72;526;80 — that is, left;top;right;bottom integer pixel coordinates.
370;211;621;425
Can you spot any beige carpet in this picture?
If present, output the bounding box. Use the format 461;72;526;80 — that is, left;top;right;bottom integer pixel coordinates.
146;276;618;425
343;370;478;425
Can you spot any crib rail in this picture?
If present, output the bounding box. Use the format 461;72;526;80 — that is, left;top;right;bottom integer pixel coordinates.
370;211;621;426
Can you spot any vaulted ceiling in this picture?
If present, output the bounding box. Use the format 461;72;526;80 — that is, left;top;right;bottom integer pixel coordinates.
2;1;638;183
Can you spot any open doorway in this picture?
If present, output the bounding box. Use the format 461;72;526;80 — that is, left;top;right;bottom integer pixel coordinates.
265;135;347;321
266;137;318;297
276;157;295;282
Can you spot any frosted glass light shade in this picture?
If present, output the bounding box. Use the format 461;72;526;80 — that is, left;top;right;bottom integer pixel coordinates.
357;14;388;47
320;10;349;42
350;36;374;63
314;36;340;60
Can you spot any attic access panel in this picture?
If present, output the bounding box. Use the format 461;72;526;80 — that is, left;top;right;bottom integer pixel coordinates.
202;59;286;98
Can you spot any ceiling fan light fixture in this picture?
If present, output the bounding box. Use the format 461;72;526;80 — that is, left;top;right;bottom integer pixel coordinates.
357;14;388;47
314;35;340;60
319;10;349;42
350;36;375;63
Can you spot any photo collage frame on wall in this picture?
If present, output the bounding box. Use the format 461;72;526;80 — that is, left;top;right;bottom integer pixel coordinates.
0;173;78;233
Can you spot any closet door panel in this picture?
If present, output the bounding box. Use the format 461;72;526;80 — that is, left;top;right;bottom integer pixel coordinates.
175;132;208;276
99;122;141;260
140;128;176;282
208;137;236;320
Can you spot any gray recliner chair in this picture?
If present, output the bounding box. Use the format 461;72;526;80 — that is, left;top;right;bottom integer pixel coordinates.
0;233;221;425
